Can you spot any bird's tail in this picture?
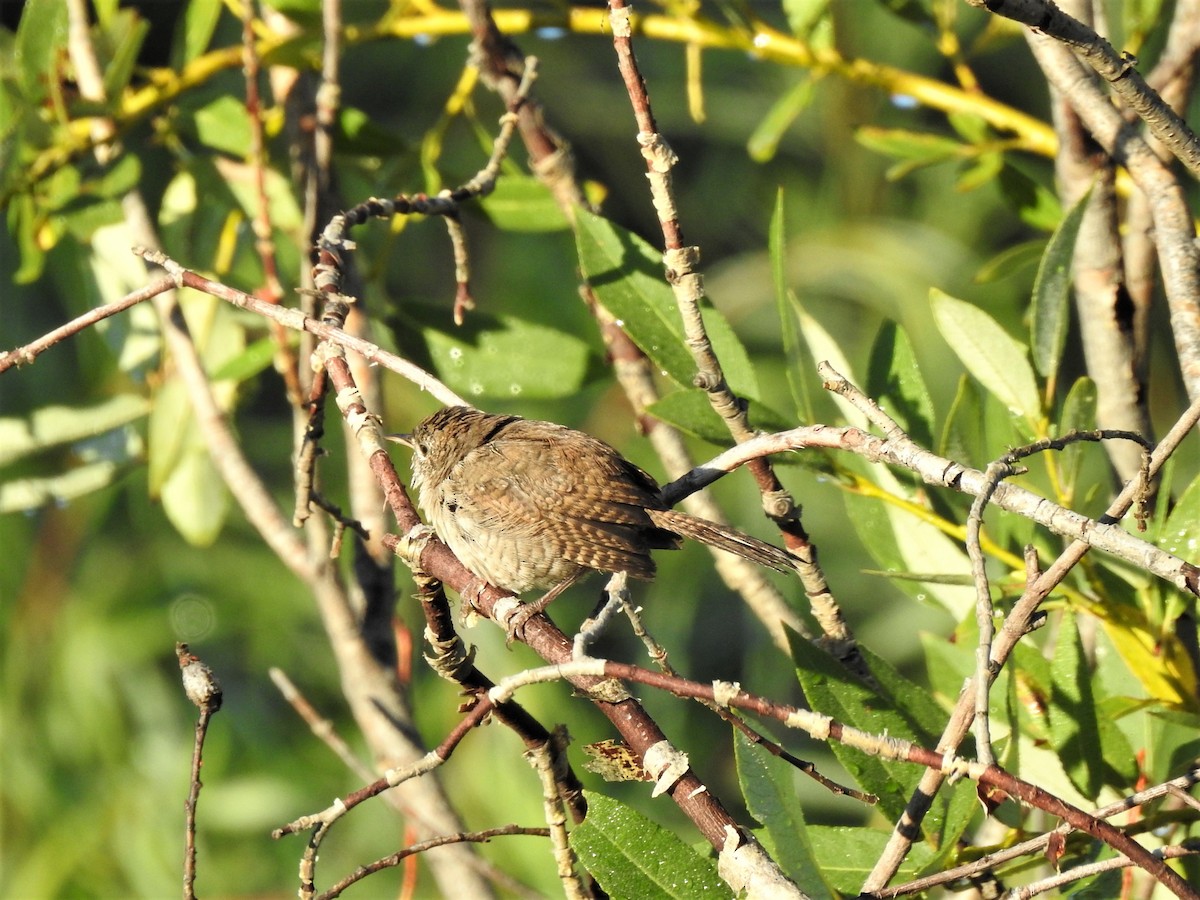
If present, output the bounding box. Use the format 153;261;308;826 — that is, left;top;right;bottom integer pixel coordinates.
646;508;793;574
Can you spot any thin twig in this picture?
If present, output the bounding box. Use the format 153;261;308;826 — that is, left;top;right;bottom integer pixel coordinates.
0;278;174;374
177;644;223;900
880;768;1200;896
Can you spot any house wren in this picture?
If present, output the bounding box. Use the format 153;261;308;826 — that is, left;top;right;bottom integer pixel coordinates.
392;406;792;602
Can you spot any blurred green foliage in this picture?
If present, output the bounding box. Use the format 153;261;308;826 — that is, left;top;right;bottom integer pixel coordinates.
3;0;1200;897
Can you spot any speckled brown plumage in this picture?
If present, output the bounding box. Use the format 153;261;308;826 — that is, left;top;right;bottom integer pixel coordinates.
397;406;792;595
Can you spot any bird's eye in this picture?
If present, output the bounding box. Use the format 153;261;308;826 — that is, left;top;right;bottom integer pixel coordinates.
417;442;428;456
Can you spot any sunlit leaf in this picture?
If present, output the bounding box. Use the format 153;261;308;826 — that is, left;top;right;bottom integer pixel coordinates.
160;440;230;547
575;209;759;399
867;321;934;447
425;314;589;401
15;0;68;99
735;731;834;898
930;289;1040;425
0;461;123;513
806;826;937;894
570;793;729;899
175;0;222;65
1058;377;1097;502
748;77;814;163
1030;186;1091;378
0;395;149;466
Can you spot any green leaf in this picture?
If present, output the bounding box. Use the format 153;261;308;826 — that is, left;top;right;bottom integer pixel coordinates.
175;0;222;65
570;793;730;899
974;239;1046;284
15;0;68;99
1030;186;1092;378
424;314;589;401
574;208;694;387
160;441;230;547
997;162;1062;231
575;209;759;399
859;645;977;849
193;95;253;158
208;337;280;383
88;221;163;374
99;10;149;102
954;151;1003;193
793;301;862;426
782;0;832;39
747;77;814;163
0;395;150;467
842;487;975;619
9;193;47;283
734;731;833;898
1160;469;1200;561
1048;611;1105;797
706;305;760;401
1058;377;1097;503
0;74;27;199
645;390;730;445
855;127;965;179
930;289;1040;426
770;190;816;422
478;175;569;232
790;633;974;839
866;320;935;447
947;112;990;144
647;390;794;448
334;106;411;157
806;826;937;894
938;374;984;468
0;460;123;514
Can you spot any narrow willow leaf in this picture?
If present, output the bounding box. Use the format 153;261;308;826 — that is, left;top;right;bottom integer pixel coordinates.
1058;377;1098;502
734;731;834;898
1030;185;1092;378
866;321;935;447
997;162;1062;231
101;10;148;101
176;0;222;64
855;127;964;163
930;289;1040;425
748;77;814;163
843;487;975;619
575;209;695;387
795;305;863;427
0;394;150;467
1160;470;1200;562
193;95;254;158
575;209;759;398
974;239;1046;284
15;0;68;98
570;793;729;899
0;461;122;514
1048;612;1104;796
790;633;969;836
770;190;816;422
209;337;279;383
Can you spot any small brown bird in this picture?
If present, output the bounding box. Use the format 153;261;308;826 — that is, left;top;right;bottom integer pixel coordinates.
391;406;792;608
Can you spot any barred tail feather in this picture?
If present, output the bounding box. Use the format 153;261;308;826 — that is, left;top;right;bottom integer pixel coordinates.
646;509;793;574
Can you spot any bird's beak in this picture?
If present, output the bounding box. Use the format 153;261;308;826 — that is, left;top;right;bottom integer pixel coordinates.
385;433;414;448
